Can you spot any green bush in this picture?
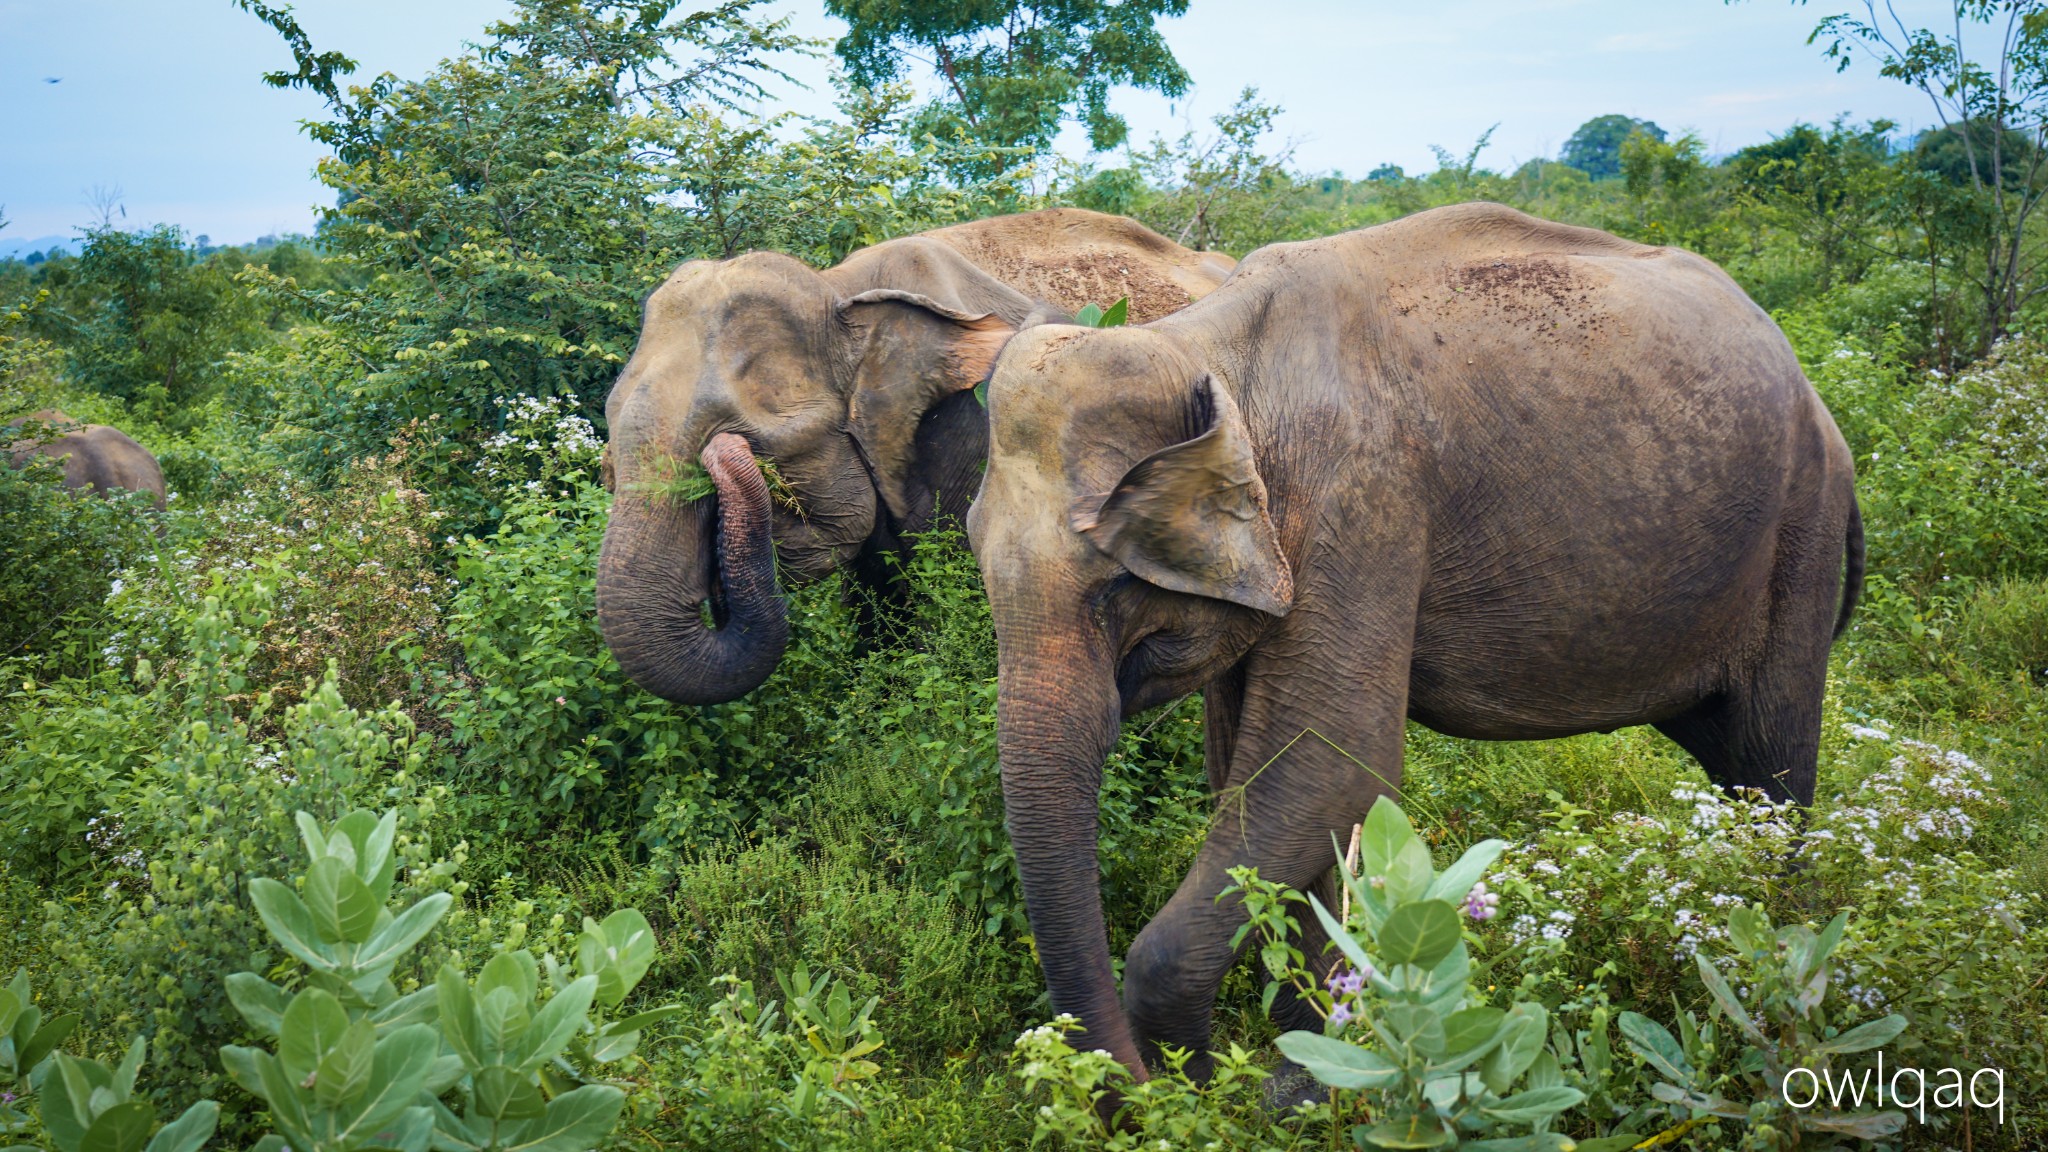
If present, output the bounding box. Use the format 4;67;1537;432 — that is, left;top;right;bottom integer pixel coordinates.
0;452;159;662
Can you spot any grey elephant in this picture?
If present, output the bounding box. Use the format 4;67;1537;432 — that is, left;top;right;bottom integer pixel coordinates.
7;410;167;509
598;208;1234;704
962;203;1863;1080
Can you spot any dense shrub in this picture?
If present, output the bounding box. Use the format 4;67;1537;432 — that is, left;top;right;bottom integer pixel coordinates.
0;453;159;663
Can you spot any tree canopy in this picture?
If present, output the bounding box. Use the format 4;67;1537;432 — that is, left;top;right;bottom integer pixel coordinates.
825;0;1191;157
1561;113;1667;179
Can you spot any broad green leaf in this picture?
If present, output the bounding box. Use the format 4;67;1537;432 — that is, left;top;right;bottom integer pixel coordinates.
1479;1085;1585;1124
142;1101;218;1152
44;1055;104;1152
1384;839;1434;905
369;984;438;1032
599;1005;684;1035
20;1012;79;1073
1359;1112;1452;1149
249;878;335;973
382;1105;436;1152
479;950;540;1005
341;1024;438;1142
79;1102;155;1152
305;857;380;945
294;811;328;864
113;1035;145;1098
355;892;452;970
1376;900;1461;969
588;1028;641;1063
359;810;399;904
1423;839;1506;903
1428;1006;1508;1075
502;1085;627;1152
1275;1031;1401;1090
437;967;483;1068
475;1065;546;1122
225;973;289;1038
1100;297;1129;327
423;1053;465;1095
279;988;351;1084
0;989;19;1037
1382;1003;1447;1057
313;1019;377;1108
477;986;532;1066
1616;1011;1693;1084
1075;303;1104;326
217;1046;270;1102
1817;1014;1907;1055
1359;796;1416;882
1418;940;1470;1008
1693;954;1764;1045
1725;903;1768;956
1479;1005;1547;1096
516;975;596;1072
576;910;655;1008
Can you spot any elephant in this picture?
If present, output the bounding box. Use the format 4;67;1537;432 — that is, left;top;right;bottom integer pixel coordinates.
962;202;1864;1081
598;208;1235;705
7;410;167;509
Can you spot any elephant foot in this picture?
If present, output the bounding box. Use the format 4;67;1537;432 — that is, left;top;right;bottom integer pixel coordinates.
1261;1058;1326;1112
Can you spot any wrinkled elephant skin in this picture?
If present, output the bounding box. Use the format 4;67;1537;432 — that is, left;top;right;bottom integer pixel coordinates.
967;203;1864;1080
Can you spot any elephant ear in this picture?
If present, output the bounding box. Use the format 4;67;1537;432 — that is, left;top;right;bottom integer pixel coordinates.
1069;379;1293;616
841;289;1016;521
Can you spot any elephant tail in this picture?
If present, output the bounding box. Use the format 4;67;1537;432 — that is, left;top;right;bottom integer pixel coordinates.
1833;496;1864;641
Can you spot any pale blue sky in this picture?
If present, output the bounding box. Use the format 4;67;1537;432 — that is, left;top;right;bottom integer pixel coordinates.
0;0;1954;246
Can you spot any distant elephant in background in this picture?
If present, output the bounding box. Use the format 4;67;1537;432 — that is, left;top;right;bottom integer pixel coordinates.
7;410;167;509
962;203;1863;1081
598;208;1236;705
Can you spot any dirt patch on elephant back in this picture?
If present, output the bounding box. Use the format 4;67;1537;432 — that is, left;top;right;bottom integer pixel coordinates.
957;246;1198;323
1446;256;1606;338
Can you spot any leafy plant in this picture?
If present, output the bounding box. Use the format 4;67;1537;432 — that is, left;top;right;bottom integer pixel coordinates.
1;968;78;1139
1250;797;1632;1151
1617;905;1910;1149
36;1039;218;1152
773;963;885;1116
1072;297;1129;328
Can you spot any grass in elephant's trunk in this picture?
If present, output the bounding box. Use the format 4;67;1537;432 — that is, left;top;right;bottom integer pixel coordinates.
597;432;790;705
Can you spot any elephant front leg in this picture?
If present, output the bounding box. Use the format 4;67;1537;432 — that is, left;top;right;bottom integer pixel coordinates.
1121;616;1416;1078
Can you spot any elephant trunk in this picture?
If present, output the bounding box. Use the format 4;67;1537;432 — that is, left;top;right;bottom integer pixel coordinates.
995;616;1145;1079
597;432;789;705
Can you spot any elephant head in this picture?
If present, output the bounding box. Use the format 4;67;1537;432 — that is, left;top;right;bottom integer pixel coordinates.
965;324;1292;1071
7;410;168;509
598;251;1019;706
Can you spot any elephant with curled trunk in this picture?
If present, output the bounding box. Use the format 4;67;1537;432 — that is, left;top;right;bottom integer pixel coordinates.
7;410;167;509
962;202;1864;1081
597;208;1234;706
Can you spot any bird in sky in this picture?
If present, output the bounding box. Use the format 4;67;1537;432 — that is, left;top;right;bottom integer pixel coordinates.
44;77;62;84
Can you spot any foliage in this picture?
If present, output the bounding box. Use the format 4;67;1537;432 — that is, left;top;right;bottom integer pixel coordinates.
1799;0;2048;356
36;1039;219;1152
1560;114;1667;180
1;968;78;1137
42;226;260;423
1616;905;1909;1149
826;0;1191;157
1249;798;1608;1151
0;436;160;664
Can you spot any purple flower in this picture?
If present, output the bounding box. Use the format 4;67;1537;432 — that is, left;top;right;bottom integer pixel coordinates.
1328;1002;1354;1029
1325;964;1368;997
1464;882;1500;921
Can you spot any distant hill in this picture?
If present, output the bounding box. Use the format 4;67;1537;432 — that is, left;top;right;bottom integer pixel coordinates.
0;234;80;261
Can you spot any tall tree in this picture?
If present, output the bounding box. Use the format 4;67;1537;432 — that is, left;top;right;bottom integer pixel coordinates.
825;0;1192;158
1795;0;2048;356
1560;114;1666;180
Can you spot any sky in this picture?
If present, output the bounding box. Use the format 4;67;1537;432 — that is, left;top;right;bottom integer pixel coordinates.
0;0;1959;249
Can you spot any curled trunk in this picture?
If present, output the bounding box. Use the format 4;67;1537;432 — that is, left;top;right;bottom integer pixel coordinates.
598;432;789;705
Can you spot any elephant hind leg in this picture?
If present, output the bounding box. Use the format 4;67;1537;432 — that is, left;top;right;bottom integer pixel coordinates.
1655;575;1840;810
